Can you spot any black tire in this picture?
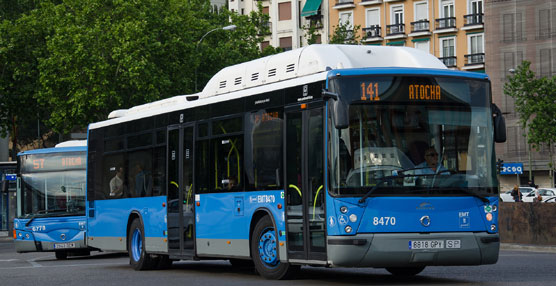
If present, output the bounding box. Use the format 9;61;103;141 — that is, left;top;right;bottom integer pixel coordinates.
385;266;426;276
229;258;254;268
251;216;298;279
156;255;173;270
55;251;68;260
128;218;157;270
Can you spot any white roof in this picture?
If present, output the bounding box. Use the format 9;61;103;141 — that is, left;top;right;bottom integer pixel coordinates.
55;140;87;148
91;44;446;129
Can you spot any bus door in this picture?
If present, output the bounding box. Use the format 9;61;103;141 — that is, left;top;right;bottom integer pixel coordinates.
285;105;326;262
167;124;195;256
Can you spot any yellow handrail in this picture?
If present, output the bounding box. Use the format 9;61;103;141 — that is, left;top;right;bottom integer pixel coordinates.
289;184;302;197
312;185;323;220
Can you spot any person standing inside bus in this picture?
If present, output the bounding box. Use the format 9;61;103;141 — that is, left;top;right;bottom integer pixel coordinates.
110;166;125;198
134;163;151;197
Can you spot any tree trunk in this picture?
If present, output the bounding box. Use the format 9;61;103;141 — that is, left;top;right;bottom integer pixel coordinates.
9;116;18;161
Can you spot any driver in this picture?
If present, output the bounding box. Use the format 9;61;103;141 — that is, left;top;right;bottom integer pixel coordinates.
415;147;449;175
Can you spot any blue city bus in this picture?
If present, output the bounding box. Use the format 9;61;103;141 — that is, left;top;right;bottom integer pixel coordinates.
14;141;90;259
86;45;506;279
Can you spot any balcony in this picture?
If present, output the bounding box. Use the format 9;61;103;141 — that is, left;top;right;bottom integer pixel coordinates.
434;17;457;34
359;0;382;6
257;21;272;36
462;53;485;70
362;25;382;42
409;20;431;37
334;0;355;9
385;23;406;40
439;56;457;67
462;13;484;30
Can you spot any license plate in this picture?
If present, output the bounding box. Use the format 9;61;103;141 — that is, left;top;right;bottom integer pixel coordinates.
54;243;76;249
446;240;461;249
409;240;444;249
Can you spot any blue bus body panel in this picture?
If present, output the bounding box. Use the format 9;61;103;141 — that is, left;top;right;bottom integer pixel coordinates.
18;146;87;156
87;196;167;238
327;67;490;80
14;216;86;246
326;195;499;236
195;190;286;242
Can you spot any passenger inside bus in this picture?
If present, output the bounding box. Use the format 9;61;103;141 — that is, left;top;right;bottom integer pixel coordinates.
109;166;125;198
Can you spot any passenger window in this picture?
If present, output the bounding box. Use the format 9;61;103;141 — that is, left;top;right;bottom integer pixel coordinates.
245;110;283;190
127;150;153;197
196;139;210;194
211;135;243;192
103;153;126;199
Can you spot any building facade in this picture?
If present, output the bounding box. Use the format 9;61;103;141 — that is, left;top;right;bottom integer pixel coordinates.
486;0;556;190
229;0;329;50
328;0;486;72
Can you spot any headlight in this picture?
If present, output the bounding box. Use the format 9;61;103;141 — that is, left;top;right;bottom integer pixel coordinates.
344;226;353;233
349;214;358;222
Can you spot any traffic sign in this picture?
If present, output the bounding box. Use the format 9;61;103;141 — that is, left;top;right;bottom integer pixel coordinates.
4;174;16;181
500;163;523;175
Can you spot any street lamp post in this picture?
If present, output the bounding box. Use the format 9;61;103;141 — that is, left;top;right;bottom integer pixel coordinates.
194;24;237;93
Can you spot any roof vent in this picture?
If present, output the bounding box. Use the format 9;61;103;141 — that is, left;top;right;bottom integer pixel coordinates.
251;73;259;81
219;81;227;89
268;68;276;77
286;63;295;73
234;77;242;85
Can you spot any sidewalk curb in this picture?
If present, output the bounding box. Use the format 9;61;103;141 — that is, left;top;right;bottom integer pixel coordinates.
501;243;556;253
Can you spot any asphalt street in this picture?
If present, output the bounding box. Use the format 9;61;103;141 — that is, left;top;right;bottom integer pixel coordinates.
1;238;555;286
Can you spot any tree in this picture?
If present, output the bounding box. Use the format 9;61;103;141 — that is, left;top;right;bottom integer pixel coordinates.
0;6;52;159
303;22;321;45
505;60;556;184
329;21;360;45
35;0;274;134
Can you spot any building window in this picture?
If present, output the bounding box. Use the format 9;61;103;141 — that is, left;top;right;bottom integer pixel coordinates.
440;0;454;18
280;36;292;51
467;33;484;64
391;5;404;25
413;1;429;31
279;2;292;21
365;8;380;29
414;40;430;54
339;11;354;29
263;6;269;15
503;13;523;42
540;48;552;77
440;37;456;67
539;9;550;39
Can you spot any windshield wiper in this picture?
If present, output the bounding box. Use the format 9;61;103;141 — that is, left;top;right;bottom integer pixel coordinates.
444;187;490;203
25;209;69;226
358;176;395;203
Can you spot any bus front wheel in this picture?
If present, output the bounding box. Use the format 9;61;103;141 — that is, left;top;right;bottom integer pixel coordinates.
128;218;157;270
55;251;68;260
250;216;298;279
385;266;426;276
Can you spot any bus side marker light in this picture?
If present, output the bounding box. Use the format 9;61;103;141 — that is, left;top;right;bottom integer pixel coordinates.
280;242;284;246
162;202;166;207
277;204;282;209
13;229;16;239
490;224;496;231
486;213;493;221
196;202;200;206
227;241;231;245
164;239;167;242
119;238;122;241
301;104;307;109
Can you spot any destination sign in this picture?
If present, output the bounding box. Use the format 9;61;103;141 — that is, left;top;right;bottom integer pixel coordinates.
21;152;86;173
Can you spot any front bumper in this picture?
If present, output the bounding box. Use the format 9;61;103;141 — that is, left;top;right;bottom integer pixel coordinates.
327;232;499;267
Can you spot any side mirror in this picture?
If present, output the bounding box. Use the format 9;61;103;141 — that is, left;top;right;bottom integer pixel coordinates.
323;89;349;129
492;104;506;143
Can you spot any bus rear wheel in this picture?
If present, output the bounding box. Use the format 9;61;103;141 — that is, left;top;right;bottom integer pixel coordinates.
385;266;426;276
251;216;298;279
128;218;157;270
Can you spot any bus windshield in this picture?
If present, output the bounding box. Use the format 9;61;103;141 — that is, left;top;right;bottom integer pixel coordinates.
328;75;498;197
19;153;86;218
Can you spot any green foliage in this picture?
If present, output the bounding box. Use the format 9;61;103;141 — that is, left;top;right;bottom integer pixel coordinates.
303;22;321;45
329;21;360;45
505;60;556;179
